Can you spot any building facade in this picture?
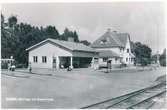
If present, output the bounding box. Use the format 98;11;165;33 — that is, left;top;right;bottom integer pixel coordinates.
26;38;98;69
91;29;135;68
26;29;135;69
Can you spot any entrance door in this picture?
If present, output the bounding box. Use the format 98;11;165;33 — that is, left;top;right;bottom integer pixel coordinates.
53;57;56;68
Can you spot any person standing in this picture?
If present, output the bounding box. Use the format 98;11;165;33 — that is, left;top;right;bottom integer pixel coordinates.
28;62;32;73
8;62;11;71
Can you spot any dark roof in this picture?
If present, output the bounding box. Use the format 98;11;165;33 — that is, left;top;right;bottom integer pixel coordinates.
91;30;130;48
98;50;120;58
26;38;97;53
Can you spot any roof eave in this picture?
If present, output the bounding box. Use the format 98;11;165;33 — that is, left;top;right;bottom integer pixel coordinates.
91;45;125;48
25;38;73;52
73;50;99;53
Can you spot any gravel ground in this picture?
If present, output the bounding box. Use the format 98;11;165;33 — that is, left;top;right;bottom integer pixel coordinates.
150;92;166;109
1;67;166;108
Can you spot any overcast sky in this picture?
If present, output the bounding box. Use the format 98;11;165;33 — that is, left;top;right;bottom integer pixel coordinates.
2;2;166;54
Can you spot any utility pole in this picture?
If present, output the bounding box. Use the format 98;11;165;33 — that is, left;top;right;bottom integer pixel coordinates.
156;22;160;66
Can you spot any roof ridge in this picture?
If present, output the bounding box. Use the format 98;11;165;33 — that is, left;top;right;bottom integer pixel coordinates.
99;50;120;58
26;38;96;52
49;38;87;46
91;32;108;45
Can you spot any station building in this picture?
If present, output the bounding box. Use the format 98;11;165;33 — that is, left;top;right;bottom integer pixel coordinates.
26;29;135;69
91;29;135;68
26;38;98;69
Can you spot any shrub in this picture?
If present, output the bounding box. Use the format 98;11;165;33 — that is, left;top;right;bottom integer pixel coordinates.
160;59;166;66
15;64;27;68
1;63;8;69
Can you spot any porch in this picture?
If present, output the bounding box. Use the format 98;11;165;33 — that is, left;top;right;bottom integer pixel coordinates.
53;56;93;69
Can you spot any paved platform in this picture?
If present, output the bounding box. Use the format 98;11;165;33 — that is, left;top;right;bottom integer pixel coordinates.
1;67;166;108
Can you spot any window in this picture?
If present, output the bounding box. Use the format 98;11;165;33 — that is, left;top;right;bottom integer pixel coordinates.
100;41;103;44
33;56;38;63
120;48;122;52
53;59;56;63
100;39;107;44
106;37;110;42
127;49;129;53
42;56;47;63
115;58;118;63
126;58;128;62
131;58;133;62
120;48;125;52
120;58;123;63
103;58;108;62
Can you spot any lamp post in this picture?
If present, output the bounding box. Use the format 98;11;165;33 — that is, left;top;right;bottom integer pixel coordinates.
156;21;160;66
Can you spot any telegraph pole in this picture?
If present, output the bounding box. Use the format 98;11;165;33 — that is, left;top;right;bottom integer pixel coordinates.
156;22;160;66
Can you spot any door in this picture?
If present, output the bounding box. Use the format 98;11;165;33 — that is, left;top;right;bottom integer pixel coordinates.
53;57;56;68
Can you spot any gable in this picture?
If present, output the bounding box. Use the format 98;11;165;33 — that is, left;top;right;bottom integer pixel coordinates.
26;40;71;52
26;38;96;53
91;31;130;48
29;42;72;57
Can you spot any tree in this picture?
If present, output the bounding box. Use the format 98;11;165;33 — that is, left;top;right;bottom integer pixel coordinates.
60;28;70;41
73;31;79;42
60;28;79;42
130;41;136;54
159;49;166;66
8;15;17;28
1;14;17;58
44;26;59;39
1;14;82;66
1;14;5;29
133;42;152;66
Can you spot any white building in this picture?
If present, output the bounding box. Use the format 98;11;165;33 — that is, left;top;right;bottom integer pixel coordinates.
26;29;135;69
26;38;98;69
91;29;135;68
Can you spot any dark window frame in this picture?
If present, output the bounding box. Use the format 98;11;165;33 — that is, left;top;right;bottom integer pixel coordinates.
126;57;128;62
127;49;129;53
42;56;47;63
103;58;108;62
33;56;38;63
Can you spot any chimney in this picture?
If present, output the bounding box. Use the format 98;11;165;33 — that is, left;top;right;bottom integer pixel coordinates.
68;37;74;42
107;28;111;32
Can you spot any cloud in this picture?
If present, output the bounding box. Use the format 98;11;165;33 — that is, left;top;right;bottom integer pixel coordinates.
2;2;166;53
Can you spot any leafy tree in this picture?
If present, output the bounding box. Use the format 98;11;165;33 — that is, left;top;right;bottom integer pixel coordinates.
159;49;166;66
133;42;152;66
73;31;79;42
1;14;5;29
130;41;136;54
1;14;81;66
43;26;59;39
8;15;17;28
60;28;79;42
151;54;158;63
61;28;71;41
1;14;17;58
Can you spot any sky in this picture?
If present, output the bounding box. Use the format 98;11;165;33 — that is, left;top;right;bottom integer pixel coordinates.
1;2;166;54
